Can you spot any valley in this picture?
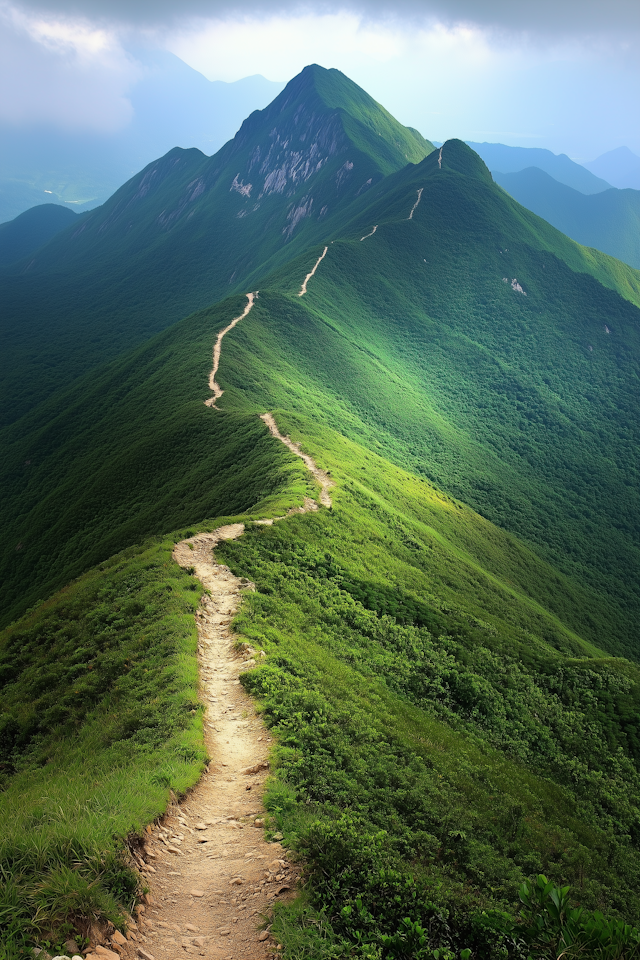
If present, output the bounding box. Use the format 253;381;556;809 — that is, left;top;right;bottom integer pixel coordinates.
1;64;640;960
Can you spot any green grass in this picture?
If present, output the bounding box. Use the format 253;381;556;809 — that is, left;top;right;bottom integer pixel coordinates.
0;535;210;954
1;119;640;959
5;416;640;955
204;419;640;954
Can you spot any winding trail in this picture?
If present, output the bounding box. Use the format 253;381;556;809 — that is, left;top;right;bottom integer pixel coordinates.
100;418;333;960
360;224;378;241
438;146;443;169
407;187;423;220
205;292;257;408
298;246;328;296
260;413;333;508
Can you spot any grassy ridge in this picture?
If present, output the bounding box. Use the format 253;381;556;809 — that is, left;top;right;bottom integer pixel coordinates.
211;152;640;656
207;417;640;954
0;290;316;628
0;535;210;955
5;414;640;955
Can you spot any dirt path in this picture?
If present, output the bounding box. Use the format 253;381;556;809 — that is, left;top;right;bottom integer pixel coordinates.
94;419;333;960
407;187;423;220
438;146;443;169
360;225;378;241
298;246;328;296
205;293;257;408
260;413;333;508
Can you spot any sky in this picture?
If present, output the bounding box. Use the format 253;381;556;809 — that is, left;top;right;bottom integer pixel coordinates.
1;0;639;160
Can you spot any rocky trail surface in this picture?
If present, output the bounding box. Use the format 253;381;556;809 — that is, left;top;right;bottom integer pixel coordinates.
407;187;423;220
298;246;328;296
84;411;333;960
206;293;257;408
79;256;334;960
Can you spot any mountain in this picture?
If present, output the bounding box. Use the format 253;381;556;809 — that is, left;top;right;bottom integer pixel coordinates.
0;51;284;224
494;166;640;269
0;204;78;267
583;145;640;191
467;141;612;194
0;64;434;428
3;66;640;956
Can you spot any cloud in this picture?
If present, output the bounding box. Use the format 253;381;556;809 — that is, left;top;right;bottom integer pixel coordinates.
0;3;140;130
7;0;640;39
0;0;638;158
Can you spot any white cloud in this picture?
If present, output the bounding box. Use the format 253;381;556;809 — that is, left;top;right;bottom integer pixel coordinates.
167;12;404;84
0;2;139;130
0;0;638;156
162;10;640;157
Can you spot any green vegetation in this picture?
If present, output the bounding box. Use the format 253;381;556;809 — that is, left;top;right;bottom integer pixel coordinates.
0;65;433;428
0;204;77;268
0;292;313;627
2;69;640;958
201;417;640;956
0;535;210;954
3;142;640;659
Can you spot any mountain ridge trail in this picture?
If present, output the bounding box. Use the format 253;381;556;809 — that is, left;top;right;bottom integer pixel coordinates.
94;416;334;960
260;413;333;507
205;292;257;408
407;187;423;220
360;224;378;241
298;245;328;296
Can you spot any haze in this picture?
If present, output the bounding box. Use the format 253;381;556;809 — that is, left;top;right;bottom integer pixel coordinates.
1;0;639;160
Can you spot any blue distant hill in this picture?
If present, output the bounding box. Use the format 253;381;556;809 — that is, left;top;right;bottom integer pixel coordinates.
493;166;640;269
466;141;612;194
583;146;640;191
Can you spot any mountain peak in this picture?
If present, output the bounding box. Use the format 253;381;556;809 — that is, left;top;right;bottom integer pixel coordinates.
440;138;493;183
232;64;433;177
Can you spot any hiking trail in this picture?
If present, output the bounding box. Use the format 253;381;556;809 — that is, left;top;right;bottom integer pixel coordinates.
407;187;423;220
298;246;328;296
360;225;378;241
92;414;333;960
438;146;443;169
260;413;333;508
205;292;257;408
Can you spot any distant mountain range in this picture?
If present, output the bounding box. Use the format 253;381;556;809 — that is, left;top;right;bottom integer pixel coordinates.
465;142;612;193
0;203;77;267
457;141;640;269
494;167;640;269
584;145;640;191
0;50;283;223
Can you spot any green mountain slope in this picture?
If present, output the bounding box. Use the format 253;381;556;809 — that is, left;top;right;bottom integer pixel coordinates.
2;141;640;660
5;412;640;953
0;65;433;429
495;166;640;269
0;204;78;266
3;72;640;956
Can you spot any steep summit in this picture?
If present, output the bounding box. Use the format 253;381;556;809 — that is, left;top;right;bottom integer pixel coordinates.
26;64;433;271
0;66;434;425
